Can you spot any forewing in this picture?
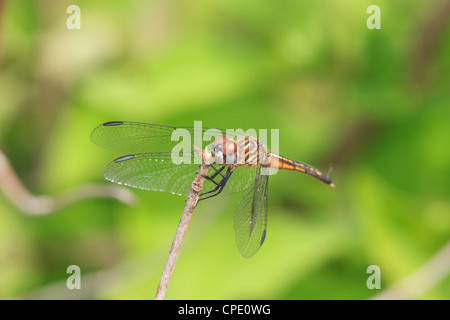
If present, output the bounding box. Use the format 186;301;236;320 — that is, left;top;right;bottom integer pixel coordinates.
91;121;243;154
233;166;269;258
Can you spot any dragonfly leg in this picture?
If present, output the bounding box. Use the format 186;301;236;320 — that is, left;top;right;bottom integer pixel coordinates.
209;165;226;179
203;176;220;187
196;164;225;180
202;165;226;187
199;167;233;201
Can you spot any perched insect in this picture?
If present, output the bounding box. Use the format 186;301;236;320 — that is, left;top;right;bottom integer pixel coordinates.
91;121;334;257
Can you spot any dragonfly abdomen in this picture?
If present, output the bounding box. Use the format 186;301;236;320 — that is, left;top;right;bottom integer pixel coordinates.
269;155;334;187
217;136;334;187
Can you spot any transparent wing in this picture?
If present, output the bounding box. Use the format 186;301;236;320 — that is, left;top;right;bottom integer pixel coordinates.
104;152;255;196
91;121;245;154
233;166;269;258
105;152;201;196
222;165;257;195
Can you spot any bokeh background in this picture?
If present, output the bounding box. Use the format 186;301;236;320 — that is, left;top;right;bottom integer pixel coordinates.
0;0;449;299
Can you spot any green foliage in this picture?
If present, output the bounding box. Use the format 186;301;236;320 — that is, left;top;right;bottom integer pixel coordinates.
0;0;448;299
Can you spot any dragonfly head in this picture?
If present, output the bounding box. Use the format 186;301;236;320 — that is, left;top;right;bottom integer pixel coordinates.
211;136;238;165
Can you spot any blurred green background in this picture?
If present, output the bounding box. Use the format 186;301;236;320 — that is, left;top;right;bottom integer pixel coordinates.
0;0;449;299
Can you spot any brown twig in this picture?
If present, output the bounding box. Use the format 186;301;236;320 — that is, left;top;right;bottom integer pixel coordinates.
0;149;136;215
154;146;211;300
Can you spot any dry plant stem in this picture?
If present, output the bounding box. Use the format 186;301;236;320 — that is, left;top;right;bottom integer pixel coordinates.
155;146;211;300
0;149;135;215
371;240;450;300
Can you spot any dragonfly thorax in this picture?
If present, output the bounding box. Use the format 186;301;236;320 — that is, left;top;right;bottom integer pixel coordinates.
211;136;239;165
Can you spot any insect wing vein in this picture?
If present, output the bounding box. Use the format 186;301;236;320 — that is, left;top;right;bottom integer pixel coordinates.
233;165;269;258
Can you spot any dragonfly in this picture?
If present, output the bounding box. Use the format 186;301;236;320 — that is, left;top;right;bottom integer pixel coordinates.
91;121;334;258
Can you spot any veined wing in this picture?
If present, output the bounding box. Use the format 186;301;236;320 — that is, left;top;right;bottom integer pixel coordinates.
233;165;269;258
104;152;256;196
91;121;249;154
105;152;201;196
